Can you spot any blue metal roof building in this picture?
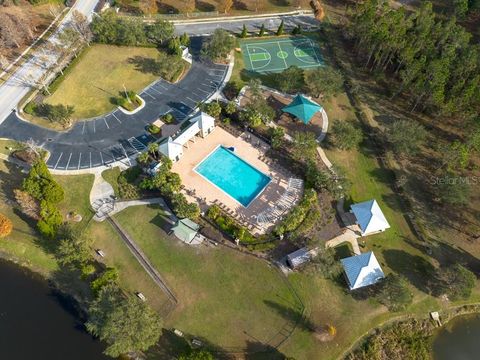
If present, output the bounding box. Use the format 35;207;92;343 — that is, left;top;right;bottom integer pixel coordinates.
340;252;385;290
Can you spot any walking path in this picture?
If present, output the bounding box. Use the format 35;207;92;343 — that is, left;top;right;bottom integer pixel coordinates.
107;216;178;307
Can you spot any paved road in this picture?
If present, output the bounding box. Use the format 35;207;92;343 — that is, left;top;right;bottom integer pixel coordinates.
0;38;228;170
175;15;319;36
0;0;99;125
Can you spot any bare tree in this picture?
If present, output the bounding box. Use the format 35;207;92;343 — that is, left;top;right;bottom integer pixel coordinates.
0;55;9;71
13;189;40;220
71;10;92;46
49;4;63;18
0;13;23;48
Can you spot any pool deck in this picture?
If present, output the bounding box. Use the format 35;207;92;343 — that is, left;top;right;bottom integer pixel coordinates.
172;127;300;234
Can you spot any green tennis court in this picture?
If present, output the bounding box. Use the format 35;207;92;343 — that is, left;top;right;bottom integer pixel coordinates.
240;37;323;74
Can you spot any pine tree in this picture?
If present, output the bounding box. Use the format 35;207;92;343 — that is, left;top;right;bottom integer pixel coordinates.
240;24;248;38
276;20;284;36
259;24;265;37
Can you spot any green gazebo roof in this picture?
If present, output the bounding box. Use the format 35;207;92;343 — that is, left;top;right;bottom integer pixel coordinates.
282;94;322;124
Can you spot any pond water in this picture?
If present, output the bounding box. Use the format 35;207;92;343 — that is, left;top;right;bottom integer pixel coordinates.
0;258;108;360
432;313;480;360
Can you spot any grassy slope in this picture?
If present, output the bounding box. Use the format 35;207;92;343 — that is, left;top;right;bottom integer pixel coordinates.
0;160;57;274
54;173;95;230
44;45;161;119
113;204;300;348
101;167;120;197
0;161;95;276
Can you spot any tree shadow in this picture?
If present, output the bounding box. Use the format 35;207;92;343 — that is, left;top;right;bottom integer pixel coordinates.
244;341;287;360
146;329;233;359
157;2;179;14
263;300;314;332
382;249;436;294
404;237;480;276
128;56;160;76
149;211;175;232
195;0;215;11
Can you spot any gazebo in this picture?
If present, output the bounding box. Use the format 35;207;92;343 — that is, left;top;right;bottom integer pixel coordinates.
282;94;322;124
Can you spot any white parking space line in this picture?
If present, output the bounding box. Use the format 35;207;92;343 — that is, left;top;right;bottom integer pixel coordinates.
93;120;96;133
89;152;92;168
120;144;131;166
111;113;121;123
82;121;86;134
103;117;110;129
197;88;210;95
157;83;168;90
78;153;82;170
149;87;163;95
53;152;63;169
201;83;217;89
99;152;104;165
65;153;72;169
143;90;156;100
186;97;198;105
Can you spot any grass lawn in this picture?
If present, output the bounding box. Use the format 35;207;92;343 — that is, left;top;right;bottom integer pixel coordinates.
0;160;58;275
53;173;95;230
101;167;120;197
44;45;163;119
113;204;301;349
0;139;22;156
86;219;171;313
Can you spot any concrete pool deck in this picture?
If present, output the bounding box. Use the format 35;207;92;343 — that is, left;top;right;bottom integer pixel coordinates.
172;127;300;234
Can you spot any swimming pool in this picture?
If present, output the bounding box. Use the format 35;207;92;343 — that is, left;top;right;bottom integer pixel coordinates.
195;146;271;207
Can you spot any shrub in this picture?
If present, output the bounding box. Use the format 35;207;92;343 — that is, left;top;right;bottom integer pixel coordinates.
0;213;13;238
291;25;302;35
376;274;413;312
308;246;343;279
330;121;363;150
24;102;36;115
276;189;317;235
223;81;242;100
201;29;234;62
434;264;476;300
162;113;175;124
147;124;161;135
90;267;119;294
171;193;200;219
223;101;237;115
240;24;248;38
386;119;427;156
269;127;285;149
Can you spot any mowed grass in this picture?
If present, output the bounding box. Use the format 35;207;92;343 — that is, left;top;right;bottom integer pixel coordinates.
53;173;95;230
87;219;171;313
0;160;57;275
44;45;161;119
114;204;300;348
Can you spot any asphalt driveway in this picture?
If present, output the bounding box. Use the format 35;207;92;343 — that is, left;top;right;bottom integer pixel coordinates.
0;37;228;170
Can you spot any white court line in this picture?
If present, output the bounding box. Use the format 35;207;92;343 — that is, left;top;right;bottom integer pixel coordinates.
256;63;322;73
65;153;72;169
111;113;121;123
277;42;288;69
77;153;82;170
53;152;63;169
103;117;110;129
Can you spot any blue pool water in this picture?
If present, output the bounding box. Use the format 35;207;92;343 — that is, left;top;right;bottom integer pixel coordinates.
195;146;271;207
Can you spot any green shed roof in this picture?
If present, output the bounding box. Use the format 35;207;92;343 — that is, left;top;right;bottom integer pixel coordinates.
282;94;322;124
172;218;200;243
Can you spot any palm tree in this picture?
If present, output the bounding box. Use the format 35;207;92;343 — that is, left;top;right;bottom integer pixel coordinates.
137;151;150;165
147;142;159;159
